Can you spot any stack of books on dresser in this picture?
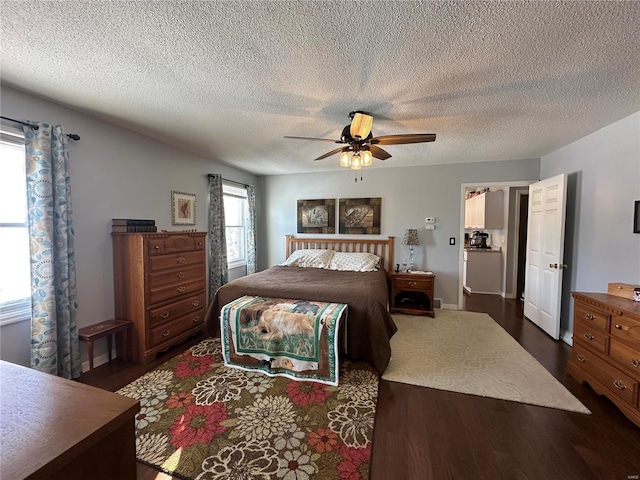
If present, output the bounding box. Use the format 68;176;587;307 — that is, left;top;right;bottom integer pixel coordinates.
112;219;157;233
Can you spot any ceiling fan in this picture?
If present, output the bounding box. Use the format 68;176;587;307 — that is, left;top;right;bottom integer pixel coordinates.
284;111;436;170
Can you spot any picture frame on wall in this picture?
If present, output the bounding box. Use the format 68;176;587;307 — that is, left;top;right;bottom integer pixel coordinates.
634;200;640;234
338;197;381;234
171;191;196;225
297;199;335;234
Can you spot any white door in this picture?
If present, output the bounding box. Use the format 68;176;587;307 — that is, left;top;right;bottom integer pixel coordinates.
523;174;568;340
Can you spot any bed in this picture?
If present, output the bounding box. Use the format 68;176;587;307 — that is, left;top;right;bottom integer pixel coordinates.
205;235;397;373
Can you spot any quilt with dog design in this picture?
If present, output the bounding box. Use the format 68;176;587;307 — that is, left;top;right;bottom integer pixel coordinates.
221;296;347;385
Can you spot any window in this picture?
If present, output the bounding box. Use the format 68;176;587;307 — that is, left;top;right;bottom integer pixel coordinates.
0;127;31;325
223;184;248;268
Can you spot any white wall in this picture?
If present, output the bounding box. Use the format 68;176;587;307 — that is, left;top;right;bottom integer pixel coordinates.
259;159;541;307
540;111;640;336
0;85;257;367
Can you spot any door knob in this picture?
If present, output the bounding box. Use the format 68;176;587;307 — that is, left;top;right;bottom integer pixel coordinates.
549;263;568;269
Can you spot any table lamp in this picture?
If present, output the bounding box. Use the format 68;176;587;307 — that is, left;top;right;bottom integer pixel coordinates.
402;228;420;272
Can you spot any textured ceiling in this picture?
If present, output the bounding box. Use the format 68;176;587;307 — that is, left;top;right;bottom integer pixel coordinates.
1;1;639;176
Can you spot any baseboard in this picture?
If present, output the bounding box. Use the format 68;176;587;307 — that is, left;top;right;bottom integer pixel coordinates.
561;330;573;346
440;303;459;310
81;349;117;373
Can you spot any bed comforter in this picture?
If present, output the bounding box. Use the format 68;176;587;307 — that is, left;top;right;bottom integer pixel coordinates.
205;265;397;373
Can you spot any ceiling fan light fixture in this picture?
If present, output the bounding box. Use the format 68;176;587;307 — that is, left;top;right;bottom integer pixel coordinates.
351;152;362;170
362;149;373;167
340;151;351;167
350;112;373;140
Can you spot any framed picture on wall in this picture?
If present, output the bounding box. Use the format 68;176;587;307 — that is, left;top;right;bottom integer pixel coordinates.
297;199;335;234
171;191;196;225
338;197;381;234
634;200;640;234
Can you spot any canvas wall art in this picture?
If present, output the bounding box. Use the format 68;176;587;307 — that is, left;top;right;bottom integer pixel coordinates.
297;199;335;234
339;197;381;234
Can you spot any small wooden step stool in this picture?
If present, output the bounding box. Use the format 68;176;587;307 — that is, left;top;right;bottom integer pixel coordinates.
79;319;130;377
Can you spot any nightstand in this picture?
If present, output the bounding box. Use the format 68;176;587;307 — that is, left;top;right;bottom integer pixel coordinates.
389;272;436;317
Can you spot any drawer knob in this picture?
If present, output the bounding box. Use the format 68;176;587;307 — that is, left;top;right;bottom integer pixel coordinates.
161;311;170;319
155;245;160;250
177;272;185;279
192;300;200;307
584;313;595;321
613;380;627;390
632;359;639;369
162;330;171;337
583;332;594;341
614;324;622;330
192;316;201;323
177;257;186;264
577;354;586;363
177;286;186;293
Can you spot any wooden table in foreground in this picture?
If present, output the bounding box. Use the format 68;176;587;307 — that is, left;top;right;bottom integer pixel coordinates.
0;360;139;480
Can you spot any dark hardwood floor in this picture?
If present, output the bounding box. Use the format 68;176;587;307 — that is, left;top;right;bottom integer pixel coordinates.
80;294;640;480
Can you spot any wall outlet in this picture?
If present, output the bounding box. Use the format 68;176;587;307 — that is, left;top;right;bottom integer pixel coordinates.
425;224;435;230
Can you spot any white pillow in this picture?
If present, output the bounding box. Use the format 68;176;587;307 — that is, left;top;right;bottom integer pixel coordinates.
280;249;335;269
328;252;380;272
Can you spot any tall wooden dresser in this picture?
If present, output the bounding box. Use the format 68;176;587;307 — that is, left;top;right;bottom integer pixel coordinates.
568;291;640;427
113;231;207;363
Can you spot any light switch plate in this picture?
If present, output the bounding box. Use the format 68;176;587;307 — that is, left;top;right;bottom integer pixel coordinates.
425;217;436;224
425;224;435;230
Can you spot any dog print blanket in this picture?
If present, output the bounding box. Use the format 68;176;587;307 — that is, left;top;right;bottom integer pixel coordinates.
220;296;347;385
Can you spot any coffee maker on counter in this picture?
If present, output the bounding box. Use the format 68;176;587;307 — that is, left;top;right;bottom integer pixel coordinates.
469;231;490;248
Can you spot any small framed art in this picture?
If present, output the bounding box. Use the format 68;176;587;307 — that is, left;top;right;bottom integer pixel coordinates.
339;197;381;234
171;191;196;225
634;200;640;234
297;199;335;234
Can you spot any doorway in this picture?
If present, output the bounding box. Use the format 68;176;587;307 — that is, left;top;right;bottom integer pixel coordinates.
516;192;529;301
458;180;537;311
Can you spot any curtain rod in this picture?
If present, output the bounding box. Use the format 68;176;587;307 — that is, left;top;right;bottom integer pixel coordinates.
208;174;249;188
0;115;81;141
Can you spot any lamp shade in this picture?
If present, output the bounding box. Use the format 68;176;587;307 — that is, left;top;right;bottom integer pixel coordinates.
402;228;420;246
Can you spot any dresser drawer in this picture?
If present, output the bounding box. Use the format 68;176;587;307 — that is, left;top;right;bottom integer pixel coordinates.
395;277;432;291
574;302;610;333
610;338;640;376
148;293;206;328
149;311;205;348
149;279;205;305
149;251;203;271
149;264;204;289
573;317;610;355
610;314;640;347
572;344;639;408
147;235;205;255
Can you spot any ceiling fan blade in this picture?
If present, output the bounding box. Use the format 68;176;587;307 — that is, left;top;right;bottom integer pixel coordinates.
370;133;436;145
284;135;342;143
369;145;392;160
314;147;347;161
350;112;373;140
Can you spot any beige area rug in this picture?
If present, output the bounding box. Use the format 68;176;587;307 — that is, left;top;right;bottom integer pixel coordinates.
382;310;590;414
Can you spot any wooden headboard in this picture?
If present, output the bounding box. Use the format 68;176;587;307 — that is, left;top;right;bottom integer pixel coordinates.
285;235;395;272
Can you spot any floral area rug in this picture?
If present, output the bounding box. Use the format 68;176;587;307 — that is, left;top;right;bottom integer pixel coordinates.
116;337;378;480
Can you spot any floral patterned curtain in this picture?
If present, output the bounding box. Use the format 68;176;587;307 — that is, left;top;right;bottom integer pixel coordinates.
24;123;81;378
208;174;228;298
245;184;257;275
